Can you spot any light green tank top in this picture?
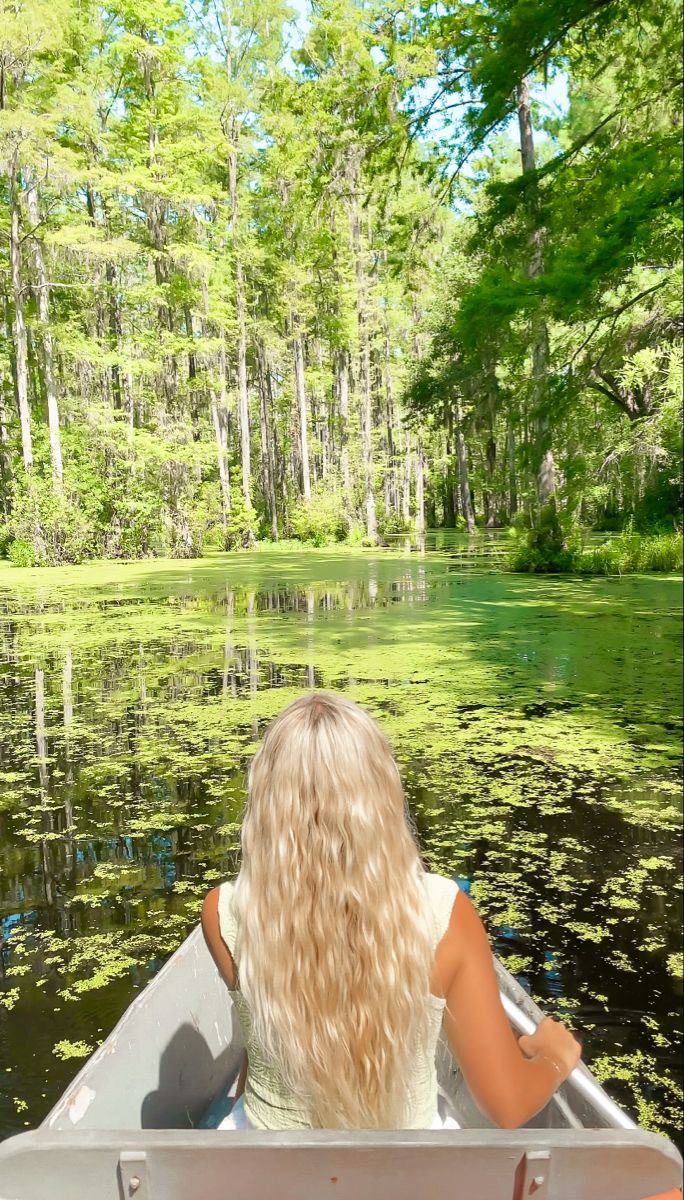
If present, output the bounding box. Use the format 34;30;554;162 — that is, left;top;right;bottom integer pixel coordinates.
217;871;459;1130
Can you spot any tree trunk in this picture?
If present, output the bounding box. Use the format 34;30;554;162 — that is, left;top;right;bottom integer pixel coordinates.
209;331;231;538
415;443;425;534
402;431;412;524
335;348;352;509
348;152;376;542
455;400;476;533
211;397;231;535
426;491;437;530
9;151;32;470
227;140;252;514
443;432;456;528
383;315;399;514
26;180;63;488
106;255;134;429
0;292;12;511
507;424;518;517
484;429;497;527
85;185;108;404
184;306;201;443
140;56;177;409
444;414;457;527
106;263;122;412
257;339;279;539
87;188;133;425
0;385;9;514
291;313;311;500
235;259;251;503
316;341;330;481
517;77;555;509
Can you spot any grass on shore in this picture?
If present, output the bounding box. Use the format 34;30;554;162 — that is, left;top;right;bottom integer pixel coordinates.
509;527;683;575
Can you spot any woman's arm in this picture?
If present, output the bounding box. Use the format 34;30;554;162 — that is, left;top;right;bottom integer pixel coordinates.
437;890;580;1129
201;886;238;989
201;887;248;1098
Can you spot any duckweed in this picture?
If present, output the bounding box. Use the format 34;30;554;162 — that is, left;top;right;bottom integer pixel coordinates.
0;545;681;1140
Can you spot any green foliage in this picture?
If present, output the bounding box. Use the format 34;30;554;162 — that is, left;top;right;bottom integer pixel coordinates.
2;0;681;567
507;503;578;573
289;487;349;546
187;481;226;555
345;524;367;547
578;530;683;575
225;486;258;550
509;523;683;575
403;0;682;541
7;538;36;567
5;470;99;567
0;421;260;563
377;508;412;540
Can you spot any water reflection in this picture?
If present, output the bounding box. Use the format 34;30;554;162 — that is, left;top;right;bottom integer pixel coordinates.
0;552;681;1140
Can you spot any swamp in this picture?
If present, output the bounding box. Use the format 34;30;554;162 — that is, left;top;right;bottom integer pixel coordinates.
0;538;681;1142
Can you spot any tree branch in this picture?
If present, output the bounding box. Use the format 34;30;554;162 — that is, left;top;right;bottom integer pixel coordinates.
564;280;670;370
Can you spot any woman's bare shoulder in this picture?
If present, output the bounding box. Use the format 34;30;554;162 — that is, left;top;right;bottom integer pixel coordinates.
201;884;223;934
201;884;238;989
432;886;491;995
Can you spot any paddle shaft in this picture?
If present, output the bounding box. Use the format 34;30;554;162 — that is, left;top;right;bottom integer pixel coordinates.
499;991;636;1130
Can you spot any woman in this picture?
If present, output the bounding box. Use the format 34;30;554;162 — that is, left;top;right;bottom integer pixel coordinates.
202;691;580;1130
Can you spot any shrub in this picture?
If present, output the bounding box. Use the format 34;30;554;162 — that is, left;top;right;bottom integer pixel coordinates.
577;529;682;574
345;524;366;547
507;502;577;573
0;420;252;565
225;485;258;549
377;509;412;540
201;525;227;554
7;538;36;568
289;488;349;546
509;516;682;575
4;472;97;566
186;480;227;555
510;510;531;531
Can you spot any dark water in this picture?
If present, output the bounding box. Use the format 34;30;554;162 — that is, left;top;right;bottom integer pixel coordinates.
0;541;682;1140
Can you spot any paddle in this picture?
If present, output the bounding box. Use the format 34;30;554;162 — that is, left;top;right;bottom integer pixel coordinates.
499;990;636;1131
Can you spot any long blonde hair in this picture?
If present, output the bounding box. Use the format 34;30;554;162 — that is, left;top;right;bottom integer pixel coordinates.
233;691;434;1128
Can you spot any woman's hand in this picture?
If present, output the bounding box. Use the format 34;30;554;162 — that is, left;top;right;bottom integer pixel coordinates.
518;1016;581;1082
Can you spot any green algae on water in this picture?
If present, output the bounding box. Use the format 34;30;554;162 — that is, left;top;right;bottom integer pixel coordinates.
0;546;681;1141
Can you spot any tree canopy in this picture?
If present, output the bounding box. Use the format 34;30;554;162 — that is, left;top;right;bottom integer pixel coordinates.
0;0;681;564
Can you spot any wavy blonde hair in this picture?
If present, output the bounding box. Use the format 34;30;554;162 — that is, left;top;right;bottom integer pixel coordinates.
233;691;434;1128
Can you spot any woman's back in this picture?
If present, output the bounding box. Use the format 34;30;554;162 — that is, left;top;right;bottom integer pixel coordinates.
215;872;459;1130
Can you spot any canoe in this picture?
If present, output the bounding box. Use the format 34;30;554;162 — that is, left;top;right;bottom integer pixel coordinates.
0;925;681;1200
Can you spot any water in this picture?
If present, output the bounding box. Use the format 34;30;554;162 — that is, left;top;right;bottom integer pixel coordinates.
0;541;681;1140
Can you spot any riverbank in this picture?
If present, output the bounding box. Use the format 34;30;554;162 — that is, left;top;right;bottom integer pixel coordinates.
1;526;682;581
